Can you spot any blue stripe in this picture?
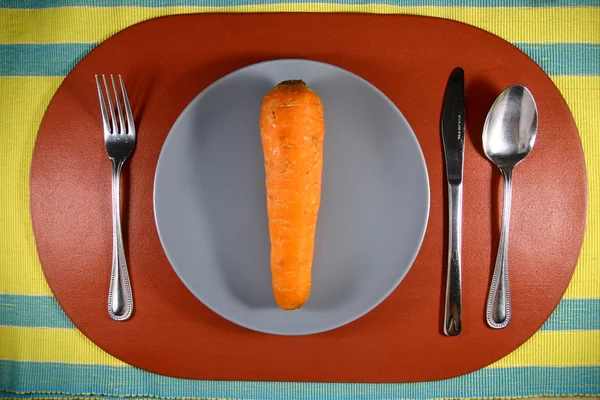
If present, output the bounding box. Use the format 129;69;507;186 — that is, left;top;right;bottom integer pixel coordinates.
0;361;598;399
1;294;599;330
517;43;600;76
0;43;598;77
0;43;93;77
541;298;600;331
1;0;599;8
0;294;73;329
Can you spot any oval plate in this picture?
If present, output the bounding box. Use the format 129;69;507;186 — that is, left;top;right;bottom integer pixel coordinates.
154;59;429;335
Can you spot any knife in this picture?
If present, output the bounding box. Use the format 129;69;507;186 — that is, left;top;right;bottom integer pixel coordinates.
441;67;465;337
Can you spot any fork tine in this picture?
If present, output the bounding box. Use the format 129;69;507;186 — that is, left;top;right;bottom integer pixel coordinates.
119;75;135;137
95;75;110;135
110;75;126;135
102;75;118;134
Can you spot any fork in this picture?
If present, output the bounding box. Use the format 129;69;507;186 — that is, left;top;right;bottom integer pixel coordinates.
95;74;135;321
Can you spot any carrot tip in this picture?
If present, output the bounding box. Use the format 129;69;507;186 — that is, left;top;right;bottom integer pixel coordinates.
278;302;306;311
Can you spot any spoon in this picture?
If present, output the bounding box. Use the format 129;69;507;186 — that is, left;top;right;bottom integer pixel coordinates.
482;85;538;329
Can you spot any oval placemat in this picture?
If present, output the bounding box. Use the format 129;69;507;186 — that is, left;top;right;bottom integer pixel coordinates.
30;13;587;382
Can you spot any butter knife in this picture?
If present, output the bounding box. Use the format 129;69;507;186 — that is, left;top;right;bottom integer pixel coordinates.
441;67;465;336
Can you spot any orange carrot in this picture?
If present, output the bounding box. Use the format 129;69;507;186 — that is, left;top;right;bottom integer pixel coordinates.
260;80;325;310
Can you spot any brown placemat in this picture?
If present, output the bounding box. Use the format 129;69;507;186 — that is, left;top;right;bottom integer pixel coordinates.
30;13;586;382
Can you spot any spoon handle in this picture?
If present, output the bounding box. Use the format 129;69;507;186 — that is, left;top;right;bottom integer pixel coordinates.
444;183;463;336
487;168;513;329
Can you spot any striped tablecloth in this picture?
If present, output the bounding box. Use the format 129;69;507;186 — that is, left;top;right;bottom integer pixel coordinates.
1;1;599;399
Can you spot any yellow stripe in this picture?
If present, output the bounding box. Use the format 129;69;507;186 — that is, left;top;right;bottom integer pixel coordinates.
0;77;61;296
0;326;125;366
490;330;600;367
552;76;600;300
1;76;598;298
0;6;598;44
1;325;597;367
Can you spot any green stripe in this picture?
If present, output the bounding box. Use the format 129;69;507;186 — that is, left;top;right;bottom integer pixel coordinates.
1;294;598;331
0;43;598;77
1;0;599;8
0;361;599;399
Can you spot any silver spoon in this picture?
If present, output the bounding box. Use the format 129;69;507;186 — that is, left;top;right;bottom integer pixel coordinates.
482;85;538;329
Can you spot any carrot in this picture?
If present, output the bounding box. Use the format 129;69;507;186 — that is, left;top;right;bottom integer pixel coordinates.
260;80;325;310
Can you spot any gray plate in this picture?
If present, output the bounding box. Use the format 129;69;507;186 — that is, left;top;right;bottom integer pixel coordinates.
154;59;430;335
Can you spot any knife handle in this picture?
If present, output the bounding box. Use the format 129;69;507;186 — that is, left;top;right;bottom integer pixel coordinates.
444;183;463;336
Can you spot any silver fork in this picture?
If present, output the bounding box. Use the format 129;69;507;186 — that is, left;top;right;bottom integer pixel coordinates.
95;74;135;321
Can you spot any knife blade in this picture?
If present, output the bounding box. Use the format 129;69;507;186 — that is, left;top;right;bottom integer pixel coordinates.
441;67;465;336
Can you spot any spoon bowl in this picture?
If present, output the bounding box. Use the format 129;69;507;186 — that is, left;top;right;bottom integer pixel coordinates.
483;85;538;168
482;85;538;329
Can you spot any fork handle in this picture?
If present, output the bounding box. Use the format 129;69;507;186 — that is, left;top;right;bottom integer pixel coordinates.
108;160;133;321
